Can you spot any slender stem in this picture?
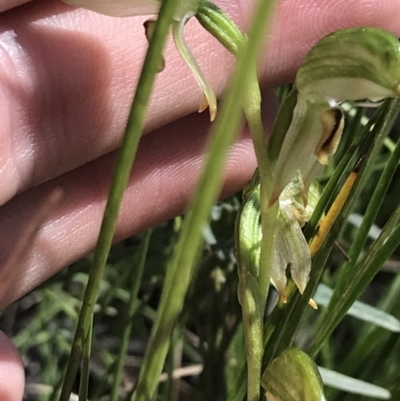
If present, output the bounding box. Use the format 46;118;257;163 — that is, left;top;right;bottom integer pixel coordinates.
237;274;263;401
199;0;279;308
110;230;152;401
244;72;279;306
58;1;179;399
78;320;92;401
132;1;277;400
198;4;277;401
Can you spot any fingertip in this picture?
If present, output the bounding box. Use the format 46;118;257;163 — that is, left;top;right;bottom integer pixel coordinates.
0;331;24;401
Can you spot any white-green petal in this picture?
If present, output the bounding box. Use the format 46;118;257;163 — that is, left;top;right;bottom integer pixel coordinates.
269;28;400;207
296;27;400;101
266;392;281;401
270;95;338;206
271;202;311;302
62;0;199;20
63;0;161;17
237;171;320;306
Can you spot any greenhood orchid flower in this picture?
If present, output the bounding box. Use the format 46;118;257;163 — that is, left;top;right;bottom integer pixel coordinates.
268;27;400;206
62;0;217;120
271;178;320;307
237;172;321;307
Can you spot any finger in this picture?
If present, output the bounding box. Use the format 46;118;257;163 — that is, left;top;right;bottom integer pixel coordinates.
0;0;31;13
2;0;400;205
0;331;24;401
0;109;260;308
256;0;400;84
1;0;235;205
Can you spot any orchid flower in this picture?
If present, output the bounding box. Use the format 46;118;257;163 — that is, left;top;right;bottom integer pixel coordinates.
237;172;320;308
268;27;400;206
62;0;217;120
271;178;320;308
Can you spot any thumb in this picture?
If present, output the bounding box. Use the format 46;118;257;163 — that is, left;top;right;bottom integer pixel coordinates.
0;331;24;401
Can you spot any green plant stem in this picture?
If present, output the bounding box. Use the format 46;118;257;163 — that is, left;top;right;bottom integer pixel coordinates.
132;1;276;400
198;4;277;400
110;229;152;401
58;1;178;399
237;274;263;401
244;71;278;305
78;320;92;401
240;99;278;401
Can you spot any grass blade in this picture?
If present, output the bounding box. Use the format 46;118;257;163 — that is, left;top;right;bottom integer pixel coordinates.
58;1;179;399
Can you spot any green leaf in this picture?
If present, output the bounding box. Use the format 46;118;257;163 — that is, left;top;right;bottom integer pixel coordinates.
318;367;391;399
261;348;326;401
314;284;400;332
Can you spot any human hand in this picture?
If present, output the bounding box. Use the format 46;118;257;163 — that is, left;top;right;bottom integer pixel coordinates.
1;1;400;399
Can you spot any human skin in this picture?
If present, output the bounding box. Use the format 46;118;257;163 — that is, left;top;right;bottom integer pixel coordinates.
1;0;400;399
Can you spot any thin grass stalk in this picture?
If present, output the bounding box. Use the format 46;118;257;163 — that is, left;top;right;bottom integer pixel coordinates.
308;203;400;357
263;101;400;363
227;377;247;401
326;272;400;400
79;320;92;401
132;1;276;400
57;1;179;399
261;101;398;365
304;98;400;356
110;229;152;401
165;325;183;401
225;344;247;401
333;132;400;286
338;270;400;374
322;98;400;320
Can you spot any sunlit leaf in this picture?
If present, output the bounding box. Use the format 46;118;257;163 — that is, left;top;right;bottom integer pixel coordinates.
319;367;391;399
314;284;400;332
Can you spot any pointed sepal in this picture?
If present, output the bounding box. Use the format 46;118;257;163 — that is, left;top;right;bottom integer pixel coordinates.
172;15;217;120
